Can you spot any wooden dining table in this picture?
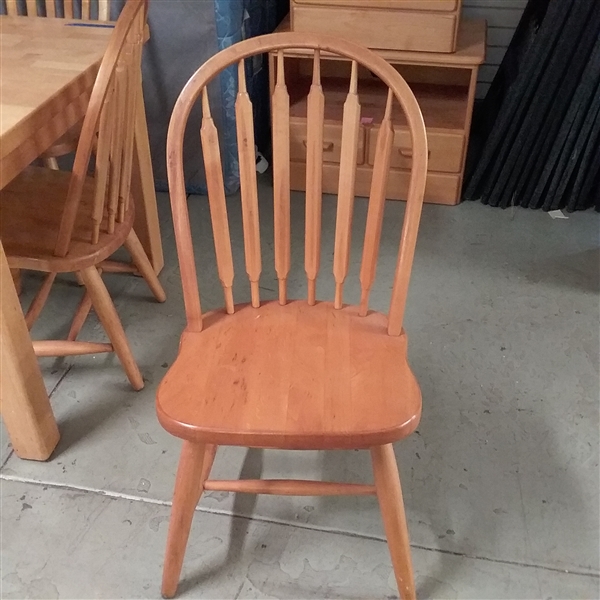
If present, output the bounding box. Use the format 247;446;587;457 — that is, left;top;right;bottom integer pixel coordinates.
0;16;164;460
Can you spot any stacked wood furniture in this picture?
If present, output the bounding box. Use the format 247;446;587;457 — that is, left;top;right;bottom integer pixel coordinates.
159;33;428;600
291;0;463;53
271;12;486;205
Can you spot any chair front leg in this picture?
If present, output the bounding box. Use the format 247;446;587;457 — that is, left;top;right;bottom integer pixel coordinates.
371;444;416;600
162;441;209;599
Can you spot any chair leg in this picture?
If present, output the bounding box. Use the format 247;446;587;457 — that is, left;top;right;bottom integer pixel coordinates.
371;444;416;600
10;268;22;296
162;442;208;599
25;272;56;330
124;229;166;303
78;266;144;391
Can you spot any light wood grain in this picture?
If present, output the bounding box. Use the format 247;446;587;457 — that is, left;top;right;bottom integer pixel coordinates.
157;301;421;449
371;444;416;600
82;0;91;19
162;33;428;598
304;50;325;305
276;17;484;207
0;14;163;272
25;0;37;16
200;89;235;313
33;340;113;356
0;1;161;390
235;60;262;308
203;479;376;496
333;61;360;309
25;272;57;330
291;161;460;205
276;16;486;67
79;266;143;390
272;51;291;305
0;244;60;460
291;3;460;53
294;0;458;10
360;90;394;316
162;442;207;599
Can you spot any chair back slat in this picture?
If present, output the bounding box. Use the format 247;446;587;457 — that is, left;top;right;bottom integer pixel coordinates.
304;50;325;306
106;61;127;233
63;0;73;18
235;60;262;309
45;0;56;17
272;50;291;306
25;0;37;15
359;89;394;316
201;89;235;314
166;33;428;336
92;80;115;243
5;0;18;15
82;0;91;18
54;0;146;257
333;61;361;309
98;0;110;20
117;37;141;223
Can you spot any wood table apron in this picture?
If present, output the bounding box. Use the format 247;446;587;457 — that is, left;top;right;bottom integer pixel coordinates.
0;16;163;460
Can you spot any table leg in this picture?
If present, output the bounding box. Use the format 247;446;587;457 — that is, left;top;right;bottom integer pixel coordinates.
131;91;164;275
0;243;60;461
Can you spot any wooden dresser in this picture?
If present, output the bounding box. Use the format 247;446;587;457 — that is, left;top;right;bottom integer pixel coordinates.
269;17;486;205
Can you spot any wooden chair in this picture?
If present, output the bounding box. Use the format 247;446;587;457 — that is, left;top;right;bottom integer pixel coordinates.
0;0;164;391
4;0;112;168
158;33;428;599
4;0;110;19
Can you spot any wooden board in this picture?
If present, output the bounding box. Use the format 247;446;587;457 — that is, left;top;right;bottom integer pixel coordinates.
291;4;458;53
277;16;487;67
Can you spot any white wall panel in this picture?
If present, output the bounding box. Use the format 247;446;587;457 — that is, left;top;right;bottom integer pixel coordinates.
462;0;528;97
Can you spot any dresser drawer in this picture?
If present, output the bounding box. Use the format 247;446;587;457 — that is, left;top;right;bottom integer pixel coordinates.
290;118;366;165
367;128;464;173
291;0;461;53
290;162;462;205
294;0;459;11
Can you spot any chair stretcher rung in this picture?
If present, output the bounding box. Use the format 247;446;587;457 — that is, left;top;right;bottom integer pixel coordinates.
203;479;376;496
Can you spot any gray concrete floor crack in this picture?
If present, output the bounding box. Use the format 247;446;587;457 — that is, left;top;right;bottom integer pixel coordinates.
2;472;598;581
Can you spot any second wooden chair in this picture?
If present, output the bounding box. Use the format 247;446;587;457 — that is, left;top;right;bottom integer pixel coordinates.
0;0;164;390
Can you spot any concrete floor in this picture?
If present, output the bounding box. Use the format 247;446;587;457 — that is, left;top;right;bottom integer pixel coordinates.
1;181;599;599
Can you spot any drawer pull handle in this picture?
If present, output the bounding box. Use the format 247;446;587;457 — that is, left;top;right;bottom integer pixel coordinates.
303;140;335;152
398;148;431;158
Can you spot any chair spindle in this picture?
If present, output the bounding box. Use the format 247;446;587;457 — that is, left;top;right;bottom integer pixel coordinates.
107;59;127;232
235;60;262;308
359;90;394;316
25;0;37;16
118;37;141;223
201;88;235;314
304;50;325;306
333;61;361;309
46;0;56;17
98;0;110;20
82;0;91;19
64;0;73;18
272;50;291;306
92;81;115;243
5;0;18;15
